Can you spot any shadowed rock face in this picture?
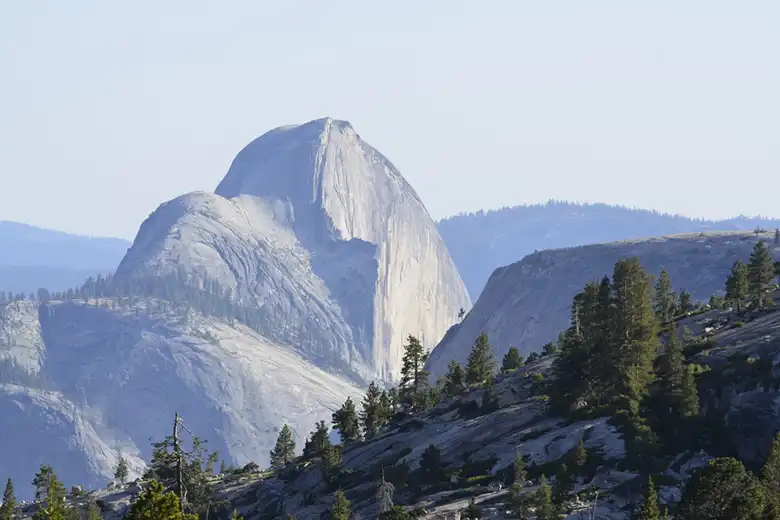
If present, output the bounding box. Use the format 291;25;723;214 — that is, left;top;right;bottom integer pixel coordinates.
427;231;779;380
118;118;470;380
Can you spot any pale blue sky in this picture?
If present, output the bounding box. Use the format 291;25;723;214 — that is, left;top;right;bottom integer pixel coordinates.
1;1;778;239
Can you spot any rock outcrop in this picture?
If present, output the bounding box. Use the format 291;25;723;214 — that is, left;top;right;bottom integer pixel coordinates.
117;117;470;380
1;118;468;498
0;298;363;499
428;231;779;380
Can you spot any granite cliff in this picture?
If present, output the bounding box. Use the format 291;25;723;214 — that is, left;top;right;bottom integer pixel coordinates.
0;118;469;498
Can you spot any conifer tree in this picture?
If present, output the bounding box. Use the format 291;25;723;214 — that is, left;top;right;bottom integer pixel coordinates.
115;454;129;485
656;323;686;421
572;440;588;472
610;258;658;407
85;502;102;520
501;347;524;372
32;464;54;501
303;421;331;459
0;478;15;520
378;390;392;425
332;397;361;443
269;424;296;468
512;448;527;494
330;491;351;520
678;289;694;314
125;480;197;520
634;476;660;520
726;261;750;312
465;331;496;386
480;376;500;413
419;444;444;484
678;457;764;520
762;433;780;494
553;463;574;504
442;360;465;396
31;468;73;520
680;364;700;418
360;381;384;438
399;335;430;411
748;240;776;309
775;229;780;246
652;269;677;325
535;474;558;520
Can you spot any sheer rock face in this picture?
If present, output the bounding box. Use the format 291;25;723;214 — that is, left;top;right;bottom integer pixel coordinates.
427;231;778;380
0;298;362;499
117;118;470;380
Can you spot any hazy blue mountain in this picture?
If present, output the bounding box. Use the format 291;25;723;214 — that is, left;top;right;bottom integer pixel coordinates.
0;221;130;293
438;200;780;299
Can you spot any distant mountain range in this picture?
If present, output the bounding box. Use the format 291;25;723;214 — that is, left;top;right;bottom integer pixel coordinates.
0;221;129;294
437;201;780;299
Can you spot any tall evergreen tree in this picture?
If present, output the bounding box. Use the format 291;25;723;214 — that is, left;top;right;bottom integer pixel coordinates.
442;360;465;396
360;381;385;438
680;364;700;418
465;331;496;386
0;478;15;520
114;454;129;485
303;421;331;460
634;476;661;520
419;444;445;484
652;269;677;325
678;289;694;314
502;347;525;372
332;397;361;444
399;335;430;411
552;463;574;504
678;457;765;520
748;240;776;309
31;468;74;520
725;261;750;312
534;474;558;520
32;464;54;501
85;502;102;520
572;440;588;472
330;491;351;520
762;433;780;494
269;424;296;468
610;258;658;407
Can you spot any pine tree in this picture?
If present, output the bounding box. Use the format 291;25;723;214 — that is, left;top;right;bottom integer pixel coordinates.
762;433;780;494
512;448;527;494
399;335;430;411
634;476;660;520
125;480;197;520
748;240;776;309
678;457;765;520
332;397;361;443
442;360;465;396
303;421;330;459
32;464;54;500
572;440;588;472
502;347;525;372
419;444;444;484
465;331;496;386
535;474;558;520
0;478;15;520
678;289;694;314
610;258;658;407
115;454;129;485
360;381;384;438
85;502;102;520
330;491;351;520
480;376;500;413
652;269;677;325
775;229;780;246
680;364;700;418
269;424;296;468
31;468;73;520
726;261;750;312
553;464;574;504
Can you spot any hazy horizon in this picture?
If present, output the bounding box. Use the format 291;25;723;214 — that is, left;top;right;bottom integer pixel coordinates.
2;1;778;239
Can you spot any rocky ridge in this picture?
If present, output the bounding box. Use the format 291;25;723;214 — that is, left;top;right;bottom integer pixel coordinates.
428;231;779;380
